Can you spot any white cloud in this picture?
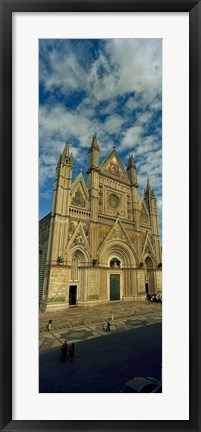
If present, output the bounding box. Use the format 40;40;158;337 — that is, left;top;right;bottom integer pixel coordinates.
39;105;96;147
39;39;162;230
104;39;162;99
39;162;55;188
40;44;86;94
137;111;153;125
125;97;139;111
121;125;144;149
40;39;161;106
103;114;124;135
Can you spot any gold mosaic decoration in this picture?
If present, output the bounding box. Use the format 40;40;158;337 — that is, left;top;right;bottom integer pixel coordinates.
99;226;110;244
127;230;136;244
72;186;86;208
110;225;126;241
104;157;124;179
73;232;84;246
68;220;78;240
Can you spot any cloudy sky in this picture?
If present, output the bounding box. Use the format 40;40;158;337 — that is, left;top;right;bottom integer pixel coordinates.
39;39;162;234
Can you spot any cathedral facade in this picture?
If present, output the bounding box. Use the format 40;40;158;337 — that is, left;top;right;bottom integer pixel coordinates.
39;135;162;311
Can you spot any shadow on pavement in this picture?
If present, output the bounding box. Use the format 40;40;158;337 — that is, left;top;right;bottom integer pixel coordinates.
39;323;162;393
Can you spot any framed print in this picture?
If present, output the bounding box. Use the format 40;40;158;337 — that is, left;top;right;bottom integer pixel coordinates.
0;0;200;431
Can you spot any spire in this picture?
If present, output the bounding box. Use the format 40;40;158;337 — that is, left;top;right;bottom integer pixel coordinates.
63;141;70;157
61;141;72;164
146;179;151;193
89;133;99;152
127;154;136;169
145;179;155;196
144;179;156;204
127;154;137;185
87;134;100;174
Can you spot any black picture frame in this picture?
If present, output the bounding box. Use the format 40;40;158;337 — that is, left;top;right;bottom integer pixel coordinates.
0;1;200;431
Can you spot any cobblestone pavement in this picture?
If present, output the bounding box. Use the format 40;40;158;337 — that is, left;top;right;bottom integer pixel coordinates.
39;301;162;352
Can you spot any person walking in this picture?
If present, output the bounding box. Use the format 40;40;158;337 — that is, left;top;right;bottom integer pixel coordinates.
48;319;52;332
69;343;75;361
106;321;111;331
103;321;111;332
60;340;68;362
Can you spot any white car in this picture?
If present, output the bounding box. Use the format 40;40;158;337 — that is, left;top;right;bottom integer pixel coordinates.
119;376;162;393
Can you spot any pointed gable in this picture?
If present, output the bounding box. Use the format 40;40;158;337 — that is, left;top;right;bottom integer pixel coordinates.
107;221;127;242
100;148;129;183
139;198;150;225
145;236;156;256
98;218;137;257
141;231;156;261
66;221;90;252
70;172;89;209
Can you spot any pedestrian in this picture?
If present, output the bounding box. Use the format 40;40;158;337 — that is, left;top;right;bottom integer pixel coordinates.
69;343;75;361
60;340;68;362
48;319;52;332
106;321;111;331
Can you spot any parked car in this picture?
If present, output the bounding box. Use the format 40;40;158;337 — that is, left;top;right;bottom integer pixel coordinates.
119;376;162;393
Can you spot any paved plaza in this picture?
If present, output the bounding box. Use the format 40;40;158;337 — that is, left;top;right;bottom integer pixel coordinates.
39;301;162;393
39;301;162;352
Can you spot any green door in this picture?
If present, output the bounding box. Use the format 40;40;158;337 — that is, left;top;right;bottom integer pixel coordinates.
110;274;120;301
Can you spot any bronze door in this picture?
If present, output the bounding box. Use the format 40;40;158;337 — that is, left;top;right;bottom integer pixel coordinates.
110;274;120;301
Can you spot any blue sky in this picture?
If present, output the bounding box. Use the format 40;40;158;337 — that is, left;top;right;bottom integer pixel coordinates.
39;39;162;235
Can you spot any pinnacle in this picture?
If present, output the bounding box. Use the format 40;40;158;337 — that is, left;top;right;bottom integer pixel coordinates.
58;141;72;164
145;179;155;197
63;141;70;157
147;178;151;191
90;133;99;151
127;154;136;169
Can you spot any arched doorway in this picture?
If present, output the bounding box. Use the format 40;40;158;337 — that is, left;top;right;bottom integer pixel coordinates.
98;240;137;301
68;248;89;305
110;274;120;300
145;256;155;294
109;258;121;300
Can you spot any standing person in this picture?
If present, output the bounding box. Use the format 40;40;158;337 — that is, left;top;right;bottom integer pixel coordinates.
106;321;111;331
69;343;75;361
48;319;52;332
60;340;68;362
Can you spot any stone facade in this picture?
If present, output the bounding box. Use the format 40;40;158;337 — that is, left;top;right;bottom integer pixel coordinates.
39;135;162;311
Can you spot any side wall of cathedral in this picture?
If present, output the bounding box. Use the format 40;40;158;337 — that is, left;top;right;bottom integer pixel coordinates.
39;213;51;305
39;138;162;311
